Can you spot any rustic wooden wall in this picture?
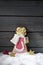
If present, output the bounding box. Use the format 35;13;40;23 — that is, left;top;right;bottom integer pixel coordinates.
0;1;43;53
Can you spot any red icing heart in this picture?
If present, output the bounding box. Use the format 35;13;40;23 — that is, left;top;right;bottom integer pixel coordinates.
16;38;24;49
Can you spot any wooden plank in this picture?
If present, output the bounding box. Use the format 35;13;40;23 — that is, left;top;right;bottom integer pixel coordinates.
0;38;13;46
0;32;14;38
0;46;43;53
0;46;13;52
0;17;43;31
29;33;43;47
29;48;43;53
0;32;43;47
0;1;43;16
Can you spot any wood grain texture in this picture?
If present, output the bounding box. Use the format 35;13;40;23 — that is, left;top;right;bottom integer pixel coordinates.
0;46;43;53
0;32;43;48
0;46;13;52
0;1;43;16
0;17;43;31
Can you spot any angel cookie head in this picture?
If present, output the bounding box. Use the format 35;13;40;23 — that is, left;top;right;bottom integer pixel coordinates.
16;27;27;36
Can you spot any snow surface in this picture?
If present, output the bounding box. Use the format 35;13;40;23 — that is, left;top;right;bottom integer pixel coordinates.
0;52;43;65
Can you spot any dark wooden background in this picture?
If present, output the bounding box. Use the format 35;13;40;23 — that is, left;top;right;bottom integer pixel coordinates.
0;1;43;53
